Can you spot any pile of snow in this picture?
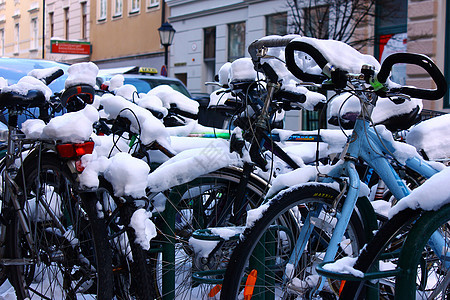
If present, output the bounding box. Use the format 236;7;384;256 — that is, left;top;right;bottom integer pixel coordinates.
148;85;199;115
389;167;450;217
28;66;61;82
229;58;258;82
21;105;99;142
65;62;98;88
108;74;125;91
1;75;53;100
147;142;242;192
80;152;150;198
291;36;381;73
130;209;157;250
322;256;364;278
100;94;171;148
406;114;450;160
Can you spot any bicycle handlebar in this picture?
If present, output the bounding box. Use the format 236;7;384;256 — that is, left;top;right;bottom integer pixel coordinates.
376;53;447;100
169;107;198;120
42;68;64;86
285;40;447;100
285;41;328;83
248;36;296;63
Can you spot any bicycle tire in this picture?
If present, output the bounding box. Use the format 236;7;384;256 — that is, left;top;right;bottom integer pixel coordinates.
221;185;366;300
94;184;156;300
5;152;114;299
149;166;270;299
340;205;450;300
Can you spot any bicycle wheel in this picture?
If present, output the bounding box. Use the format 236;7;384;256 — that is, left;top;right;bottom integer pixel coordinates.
221;185;366;300
149;166;269;299
340;205;450;300
94;185;155;300
5;152;113;299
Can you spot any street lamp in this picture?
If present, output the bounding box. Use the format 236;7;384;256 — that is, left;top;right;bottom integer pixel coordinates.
158;22;176;76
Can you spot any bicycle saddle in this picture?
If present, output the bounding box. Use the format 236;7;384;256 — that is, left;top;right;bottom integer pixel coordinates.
0;90;46;110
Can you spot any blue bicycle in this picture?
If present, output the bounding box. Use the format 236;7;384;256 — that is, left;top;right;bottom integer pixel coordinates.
220;37;447;299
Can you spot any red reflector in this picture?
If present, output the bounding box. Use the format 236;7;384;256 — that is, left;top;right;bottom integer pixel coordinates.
75;141;94;156
208;284;222;297
56;144;76;158
75;160;85;172
244;269;257;300
57;141;95;158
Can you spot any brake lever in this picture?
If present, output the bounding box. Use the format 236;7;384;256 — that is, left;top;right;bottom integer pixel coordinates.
385;93;411;104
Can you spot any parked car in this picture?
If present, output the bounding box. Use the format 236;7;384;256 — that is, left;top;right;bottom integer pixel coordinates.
0;58;70;126
96;66;192;97
97;66;229;128
0;57;69;93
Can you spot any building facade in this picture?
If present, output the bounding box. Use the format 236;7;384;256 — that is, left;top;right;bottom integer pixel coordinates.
0;0;43;58
45;0;91;63
166;0;292;94
89;0;166;71
166;0;449;130
166;0;301;127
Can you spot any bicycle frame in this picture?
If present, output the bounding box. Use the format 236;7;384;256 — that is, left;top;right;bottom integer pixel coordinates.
286;105;448;294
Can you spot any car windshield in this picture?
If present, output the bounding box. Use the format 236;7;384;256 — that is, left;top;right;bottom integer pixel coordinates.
0;58;69;93
122;77;191;97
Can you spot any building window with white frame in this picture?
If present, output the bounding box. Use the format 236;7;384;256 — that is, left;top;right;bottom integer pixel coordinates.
0;29;4;56
99;0;107;20
81;2;87;39
113;0;122;17
266;12;287;35
228;22;245;61
130;0;140;14
30;18;38;49
49;12;54;37
64;8;69;39
147;0;158;9
14;23;19;54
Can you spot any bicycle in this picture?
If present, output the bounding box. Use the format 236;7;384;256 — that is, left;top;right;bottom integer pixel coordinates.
0;67;114;299
220;36;447;299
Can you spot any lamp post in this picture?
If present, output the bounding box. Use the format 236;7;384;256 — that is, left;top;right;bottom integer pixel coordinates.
158;22;176;77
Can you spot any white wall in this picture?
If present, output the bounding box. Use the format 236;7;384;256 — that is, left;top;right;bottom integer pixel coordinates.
167;0;305;130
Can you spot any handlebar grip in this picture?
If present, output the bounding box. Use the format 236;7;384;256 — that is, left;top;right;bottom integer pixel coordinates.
285;41;328;83
248;36;296;62
42;69;64;86
147;108;164;119
170;107;198;120
377;53;447;100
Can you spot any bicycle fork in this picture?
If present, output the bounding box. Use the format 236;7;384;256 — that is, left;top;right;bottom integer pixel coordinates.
284;160;361;297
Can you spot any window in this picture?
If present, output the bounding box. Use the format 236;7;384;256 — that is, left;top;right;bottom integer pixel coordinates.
14;23;19;54
445;0;450;107
99;0;107;20
204;27;216;90
204;27;215;60
130;0;140;14
228;22;245;61
64;8;69;39
113;0;122;17
0;29;4;56
266;12;287;35
81;3;87;39
49;12;54;37
303;5;329;39
30;18;38;49
147;0;159;8
375;0;407;85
